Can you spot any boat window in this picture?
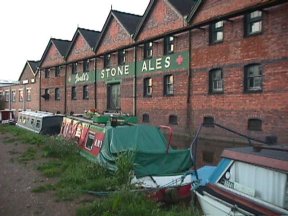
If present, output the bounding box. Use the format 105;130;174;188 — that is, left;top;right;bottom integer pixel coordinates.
36;120;41;128
85;132;95;150
19;116;22;123
218;161;287;208
23;117;26;124
31;118;34;125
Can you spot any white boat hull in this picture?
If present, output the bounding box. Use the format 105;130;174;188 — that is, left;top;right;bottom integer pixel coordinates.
195;191;251;216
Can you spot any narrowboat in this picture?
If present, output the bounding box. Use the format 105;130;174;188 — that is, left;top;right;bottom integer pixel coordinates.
195;146;288;216
0;110;15;124
16;111;63;135
59;114;195;202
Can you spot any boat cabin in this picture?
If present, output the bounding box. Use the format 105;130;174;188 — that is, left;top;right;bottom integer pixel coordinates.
196;146;288;216
16;111;63;135
0;110;15;124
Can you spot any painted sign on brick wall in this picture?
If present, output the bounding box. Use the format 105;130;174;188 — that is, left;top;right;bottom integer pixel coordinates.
68;51;189;84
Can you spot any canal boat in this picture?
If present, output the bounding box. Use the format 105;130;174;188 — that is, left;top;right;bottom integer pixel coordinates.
59;114;195;202
195;145;288;216
16;110;63;135
0;110;15;124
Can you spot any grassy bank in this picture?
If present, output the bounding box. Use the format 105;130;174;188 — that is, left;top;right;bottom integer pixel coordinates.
0;125;201;216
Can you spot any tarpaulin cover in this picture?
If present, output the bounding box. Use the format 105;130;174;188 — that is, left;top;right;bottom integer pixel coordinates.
91;124;193;177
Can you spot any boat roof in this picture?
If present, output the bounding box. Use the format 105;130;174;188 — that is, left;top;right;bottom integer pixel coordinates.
222;146;288;172
19;111;57;118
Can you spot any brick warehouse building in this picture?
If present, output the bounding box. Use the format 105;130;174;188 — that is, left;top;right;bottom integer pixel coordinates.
2;0;288;164
0;61;40;115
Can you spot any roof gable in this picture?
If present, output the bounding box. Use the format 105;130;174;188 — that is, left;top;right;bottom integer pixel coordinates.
66;28;100;61
168;0;200;17
95;10;142;53
18;60;40;81
133;0;186;40
40;38;71;68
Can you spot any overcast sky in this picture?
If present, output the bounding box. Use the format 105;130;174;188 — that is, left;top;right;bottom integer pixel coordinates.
0;0;149;81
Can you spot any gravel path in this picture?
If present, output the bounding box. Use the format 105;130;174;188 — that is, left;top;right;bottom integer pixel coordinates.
0;133;78;216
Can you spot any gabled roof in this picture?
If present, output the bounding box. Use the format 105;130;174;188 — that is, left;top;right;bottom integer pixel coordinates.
66;27;101;58
40;38;71;67
94;9;142;51
18;60;40;81
52;39;71;56
28;60;40;74
168;0;200;17
133;0;202;40
112;10;142;35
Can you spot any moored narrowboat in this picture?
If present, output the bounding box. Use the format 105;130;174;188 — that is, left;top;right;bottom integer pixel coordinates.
59;114;195;202
16;111;63;135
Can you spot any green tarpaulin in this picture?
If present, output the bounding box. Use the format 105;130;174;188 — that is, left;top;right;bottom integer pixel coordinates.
82;124;193;178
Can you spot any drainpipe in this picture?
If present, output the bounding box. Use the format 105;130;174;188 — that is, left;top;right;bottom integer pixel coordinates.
39;69;41;111
133;46;137;116
94;57;97;110
64;64;67;115
186;29;192;133
23;85;26;110
9;86;11;110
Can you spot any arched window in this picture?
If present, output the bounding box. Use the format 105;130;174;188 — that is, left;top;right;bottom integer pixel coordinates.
142;113;149;123
248;118;262;131
169;115;178;125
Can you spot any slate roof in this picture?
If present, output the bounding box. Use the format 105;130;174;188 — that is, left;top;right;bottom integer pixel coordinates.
168;0;200;17
78;28;101;48
52;39;71;57
28;60;40;73
112;10;142;35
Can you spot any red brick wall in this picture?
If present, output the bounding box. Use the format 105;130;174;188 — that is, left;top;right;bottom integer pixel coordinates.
136;32;190;135
40;66;66;114
192;0;272;24
191;3;288;143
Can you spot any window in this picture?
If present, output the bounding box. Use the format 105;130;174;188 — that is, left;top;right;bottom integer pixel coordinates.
26;88;31;101
83;60;89;72
72;86;77;100
210;21;224;44
245;10;263;36
19;90;23;102
44;69;50;78
72;63;77;74
118;49;126;65
55;88;60;100
244;64;262;92
44;89;50;101
142;113;150;123
143;77;152;97
11;91;16;102
104;54;111;68
164;36;174;55
203;116;215;127
144;42;153;59
209;69;224;93
248;118;262;131
169;115;178;125
5;91;9;102
83;85;89;99
36;120;41;128
85;132;94;150
55;66;60;77
164;75;174;96
107;83;120;111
